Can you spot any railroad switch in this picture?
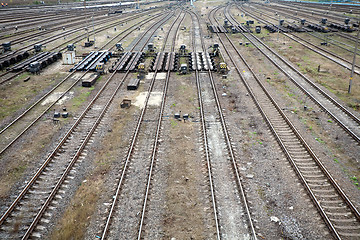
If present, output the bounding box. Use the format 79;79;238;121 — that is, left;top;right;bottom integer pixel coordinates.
116;43;124;51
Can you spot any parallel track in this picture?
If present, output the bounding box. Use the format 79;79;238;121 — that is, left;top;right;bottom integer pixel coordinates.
0;11;165;156
191;9;256;240
99;9;180;240
0;11;174;239
239;4;360;67
211;6;360;239
228;5;360;143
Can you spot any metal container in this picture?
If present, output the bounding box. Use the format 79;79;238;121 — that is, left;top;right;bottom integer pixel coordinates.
62;51;75;65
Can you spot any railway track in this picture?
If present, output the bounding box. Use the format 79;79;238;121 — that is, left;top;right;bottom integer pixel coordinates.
277;2;360;22
190;9;256;239
0;11;105;40
246;3;360;53
227;5;360;143
137;10;186;239
211;6;360;239
0;11;166;156
0;11;174;239
0;69;25;85
255;3;360;50
262;6;359;50
0;9;163;86
2;7;161;55
0;13;108;50
0;9;110;53
240;4;360;61
99;9;182;239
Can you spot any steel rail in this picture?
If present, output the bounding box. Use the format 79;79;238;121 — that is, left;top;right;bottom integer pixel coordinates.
263;4;360;52
283;33;360;74
0;11;166;156
137;10;186;239
0;9;161;80
202;8;258;239
187;9;221;240
260;4;360;48
7;8;159;54
0;11;107;37
230;5;360;143
0;70;85;154
194;7;258;239
0;69;25;85
0;11;173;238
239;4;360;64
22;11;175;240
273;2;360;27
0;71;76;136
224;5;360;213
0;11;107;44
51;9;164;52
233;5;360;125
0;71;11;78
241;4;360;56
99;12;164;51
213;6;360;239
99;10;177;240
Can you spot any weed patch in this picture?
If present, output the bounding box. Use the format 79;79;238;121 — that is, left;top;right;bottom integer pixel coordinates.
170;119;178;128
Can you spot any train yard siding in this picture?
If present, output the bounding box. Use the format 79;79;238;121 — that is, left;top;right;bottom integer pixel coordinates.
0;1;359;239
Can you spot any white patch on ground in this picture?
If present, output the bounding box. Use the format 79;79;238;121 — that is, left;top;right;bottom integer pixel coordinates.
145;72;167;80
133;91;163;109
41;92;74;106
146;73;155;80
155;72;166;80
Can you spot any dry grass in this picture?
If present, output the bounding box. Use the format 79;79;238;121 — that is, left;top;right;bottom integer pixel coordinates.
270;34;360;112
50;176;103;240
0;119;59;198
0;72;47;123
50;86;138;239
162;74;211;239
